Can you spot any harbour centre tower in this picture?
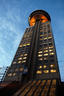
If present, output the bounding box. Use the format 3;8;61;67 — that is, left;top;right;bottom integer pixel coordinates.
4;10;60;96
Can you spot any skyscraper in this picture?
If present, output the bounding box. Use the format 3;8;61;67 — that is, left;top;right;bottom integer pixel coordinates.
4;10;60;96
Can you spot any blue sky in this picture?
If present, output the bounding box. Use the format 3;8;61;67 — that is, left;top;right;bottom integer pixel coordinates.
0;0;64;81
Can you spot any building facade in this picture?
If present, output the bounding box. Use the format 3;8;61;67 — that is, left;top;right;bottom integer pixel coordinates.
4;10;60;96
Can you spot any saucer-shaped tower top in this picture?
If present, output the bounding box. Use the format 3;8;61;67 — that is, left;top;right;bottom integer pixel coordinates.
28;10;51;26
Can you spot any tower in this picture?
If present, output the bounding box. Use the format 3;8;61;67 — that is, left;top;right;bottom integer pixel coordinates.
4;10;60;96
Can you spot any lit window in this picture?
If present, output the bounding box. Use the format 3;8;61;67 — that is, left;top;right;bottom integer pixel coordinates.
24;54;27;56
43;70;49;73
44;50;48;52
8;73;12;76
48;36;52;39
38;54;42;57
19;44;22;47
49;49;53;52
13;61;16;64
44;53;48;56
20;54;23;56
22;60;26;63
13;73;16;76
50;69;56;73
20;68;24;71
18;57;22;60
43;65;47;68
44;57;47;60
50;52;54;55
36;70;42;74
50;64;55;68
40;34;43;37
44;47;48;49
39;66;42;68
26;43;30;46
18;61;21;63
38;51;42;53
23;57;27;59
38;58;43;60
44;37;47;40
23;44;26;46
49;46;53;49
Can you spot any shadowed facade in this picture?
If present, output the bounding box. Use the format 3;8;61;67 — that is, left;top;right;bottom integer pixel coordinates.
3;10;60;96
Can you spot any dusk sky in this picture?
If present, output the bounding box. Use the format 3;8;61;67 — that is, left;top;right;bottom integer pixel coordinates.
0;0;64;81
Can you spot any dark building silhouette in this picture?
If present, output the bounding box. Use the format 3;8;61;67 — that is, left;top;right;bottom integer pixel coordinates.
3;10;61;96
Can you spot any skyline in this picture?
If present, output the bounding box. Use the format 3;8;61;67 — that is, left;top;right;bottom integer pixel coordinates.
0;0;64;81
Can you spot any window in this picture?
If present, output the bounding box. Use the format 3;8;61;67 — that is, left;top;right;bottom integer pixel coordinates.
20;54;23;56
36;70;42;74
44;37;47;40
40;34;43;37
8;73;12;76
23;57;27;59
20;68;24;71
18;57;22;60
38;54;42;57
13;73;16;76
50;69;56;73
13;61;16;64
38;51;42;53
44;57;47;60
18;61;21;63
22;60;26;63
50;64;55;68
48;36;52;39
49;49;53;52
26;43;30;46
23;44;26;46
43;65;47;68
38;58;43;61
49;46;53;49
44;47;48;49
39;66;42;68
49;52;54;55
44;53;48;56
24;54;27;56
49;43;52;46
19;44;22;47
43;70;49;73
44;50;48;53
22;43;30;47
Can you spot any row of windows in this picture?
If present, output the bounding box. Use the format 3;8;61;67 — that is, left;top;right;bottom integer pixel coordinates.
13;59;27;64
8;67;28;77
38;49;54;53
19;43;30;47
8;73;16;77
36;69;56;74
40;36;52;40
38;65;55;69
38;52;54;57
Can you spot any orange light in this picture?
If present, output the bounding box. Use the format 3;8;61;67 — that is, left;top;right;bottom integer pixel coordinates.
29;14;48;26
30;17;35;26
